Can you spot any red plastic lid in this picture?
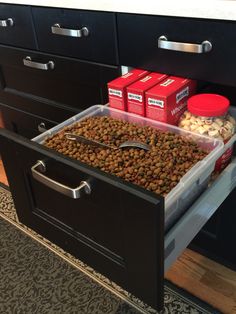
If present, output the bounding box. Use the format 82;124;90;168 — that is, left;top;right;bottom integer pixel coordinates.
187;93;230;117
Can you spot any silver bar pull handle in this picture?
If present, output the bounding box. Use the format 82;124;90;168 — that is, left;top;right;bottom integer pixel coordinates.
23;56;55;70
31;160;91;199
38;122;47;133
51;23;89;37
158;35;212;53
0;18;14;27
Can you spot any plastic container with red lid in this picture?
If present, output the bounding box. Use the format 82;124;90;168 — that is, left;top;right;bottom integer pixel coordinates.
187;93;230;117
179;93;236;171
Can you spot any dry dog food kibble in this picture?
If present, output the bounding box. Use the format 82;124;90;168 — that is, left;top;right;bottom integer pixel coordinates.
44;116;207;197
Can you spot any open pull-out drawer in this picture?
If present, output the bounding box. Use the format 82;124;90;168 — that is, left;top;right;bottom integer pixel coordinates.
0;129;164;311
0;126;236;312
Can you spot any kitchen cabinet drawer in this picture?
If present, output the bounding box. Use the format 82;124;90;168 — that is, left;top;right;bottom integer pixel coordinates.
0;127;235;312
118;13;236;87
0;128;164;311
32;7;118;65
0;45;120;119
0;104;57;139
0;4;36;49
1;108;236;312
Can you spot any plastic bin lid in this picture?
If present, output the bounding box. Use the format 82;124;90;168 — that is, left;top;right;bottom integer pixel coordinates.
187;93;230;117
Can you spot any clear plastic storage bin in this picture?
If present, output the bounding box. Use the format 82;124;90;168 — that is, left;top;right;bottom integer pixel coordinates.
33;105;225;230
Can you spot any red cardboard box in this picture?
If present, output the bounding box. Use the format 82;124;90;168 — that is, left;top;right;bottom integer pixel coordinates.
126;72;168;116
145;76;196;125
108;69;149;111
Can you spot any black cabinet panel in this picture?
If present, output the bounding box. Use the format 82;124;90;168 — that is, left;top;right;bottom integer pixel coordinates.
0;4;37;49
0;128;164;311
118;13;236;87
1;6;236;310
0;45;120;119
0;91;77;124
0;104;57;139
191;189;236;267
32;7;118;64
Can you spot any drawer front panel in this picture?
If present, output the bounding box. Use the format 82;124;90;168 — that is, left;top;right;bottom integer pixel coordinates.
0;92;78;124
32;7;118;64
118;14;236;87
0;4;36;49
0;45;119;114
0;128;164;311
0;104;57;139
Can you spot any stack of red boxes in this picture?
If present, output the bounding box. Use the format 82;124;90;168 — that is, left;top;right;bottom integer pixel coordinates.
108;69;196;126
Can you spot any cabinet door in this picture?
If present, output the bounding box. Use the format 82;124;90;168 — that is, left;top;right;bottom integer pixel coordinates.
0;4;36;49
118;13;236;87
0;104;57;139
32;7;118;64
0;45;120;122
0;128;164;311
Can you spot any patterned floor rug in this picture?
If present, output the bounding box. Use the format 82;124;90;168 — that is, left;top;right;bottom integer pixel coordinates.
0;185;220;314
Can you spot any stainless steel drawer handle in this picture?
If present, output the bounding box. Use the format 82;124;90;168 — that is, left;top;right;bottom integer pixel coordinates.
158;35;212;53
38;122;47;133
23;56;55;70
0;18;14;27
31;160;91;199
51;23;89;38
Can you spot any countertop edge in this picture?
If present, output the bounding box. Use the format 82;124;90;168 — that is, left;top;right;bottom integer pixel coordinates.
1;0;236;21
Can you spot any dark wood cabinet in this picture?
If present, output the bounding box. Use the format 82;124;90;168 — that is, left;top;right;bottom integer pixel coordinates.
0;4;37;49
117;13;236;87
0;4;236;312
32;7;118;65
0;44;120;122
0;104;57;139
0;4;120;131
0;4;165;311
